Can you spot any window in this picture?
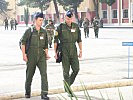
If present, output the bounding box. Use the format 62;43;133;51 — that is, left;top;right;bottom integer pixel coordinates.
103;10;107;18
123;9;128;18
20;15;24;22
112;10;117;18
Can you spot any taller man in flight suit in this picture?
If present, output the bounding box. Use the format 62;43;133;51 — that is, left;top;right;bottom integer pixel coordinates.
20;12;50;100
54;10;82;97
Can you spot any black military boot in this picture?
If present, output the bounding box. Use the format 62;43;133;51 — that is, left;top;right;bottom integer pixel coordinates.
41;94;49;100
25;93;31;98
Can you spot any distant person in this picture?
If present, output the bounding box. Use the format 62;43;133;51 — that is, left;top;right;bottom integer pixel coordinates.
10;18;14;30
93;17;100;38
4;17;8;30
14;18;18;30
79;18;83;28
91;18;94;26
45;20;55;48
100;18;103;28
83;18;90;38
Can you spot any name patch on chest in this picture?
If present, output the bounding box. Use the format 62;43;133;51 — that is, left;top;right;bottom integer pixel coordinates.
40;36;44;39
71;29;76;32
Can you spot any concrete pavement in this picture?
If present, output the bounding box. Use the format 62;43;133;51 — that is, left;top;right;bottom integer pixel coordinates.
13;85;133;100
0;26;133;99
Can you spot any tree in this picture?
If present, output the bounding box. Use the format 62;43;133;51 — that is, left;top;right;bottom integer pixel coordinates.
24;7;29;26
106;0;115;6
93;0;99;18
0;0;8;14
100;0;115;6
57;0;84;24
18;0;51;12
53;0;60;23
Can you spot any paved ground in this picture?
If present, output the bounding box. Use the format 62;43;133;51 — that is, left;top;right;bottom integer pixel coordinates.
14;86;133;100
0;26;133;99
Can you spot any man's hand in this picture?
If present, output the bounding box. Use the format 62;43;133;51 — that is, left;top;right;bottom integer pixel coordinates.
46;54;51;60
78;50;82;58
23;54;28;62
54;52;58;59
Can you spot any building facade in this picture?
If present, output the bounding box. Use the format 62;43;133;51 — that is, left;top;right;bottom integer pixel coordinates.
1;0;133;26
100;0;133;26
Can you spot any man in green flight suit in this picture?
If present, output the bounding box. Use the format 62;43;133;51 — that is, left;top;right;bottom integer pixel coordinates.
83;17;90;38
93;17;100;38
45;20;55;48
54;10;82;97
20;12;50;100
4;17;8;30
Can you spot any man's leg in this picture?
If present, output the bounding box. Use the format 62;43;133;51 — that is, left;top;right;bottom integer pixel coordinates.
62;53;71;94
25;57;36;97
84;28;87;38
37;55;49;99
70;56;79;86
94;29;97;38
87;28;89;37
49;36;52;48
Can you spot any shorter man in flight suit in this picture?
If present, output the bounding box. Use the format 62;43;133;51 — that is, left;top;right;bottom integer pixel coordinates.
20;12;50;100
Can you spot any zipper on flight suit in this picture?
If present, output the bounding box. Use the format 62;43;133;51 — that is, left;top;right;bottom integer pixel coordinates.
69;25;73;57
37;30;40;61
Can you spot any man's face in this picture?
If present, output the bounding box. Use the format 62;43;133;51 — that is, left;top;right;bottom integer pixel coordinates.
65;16;72;25
35;17;43;27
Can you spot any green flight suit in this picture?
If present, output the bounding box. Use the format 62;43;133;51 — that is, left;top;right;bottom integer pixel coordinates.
45;24;55;48
83;19;90;38
93;19;99;38
21;26;48;95
54;22;82;88
10;19;14;30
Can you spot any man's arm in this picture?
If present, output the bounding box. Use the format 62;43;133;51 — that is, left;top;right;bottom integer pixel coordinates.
78;42;82;58
76;24;82;58
21;45;28;62
54;43;58;59
44;30;50;60
45;48;50;60
21;29;30;62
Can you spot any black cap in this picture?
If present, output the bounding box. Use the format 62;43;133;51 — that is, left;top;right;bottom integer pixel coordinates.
34;12;43;19
66;10;73;18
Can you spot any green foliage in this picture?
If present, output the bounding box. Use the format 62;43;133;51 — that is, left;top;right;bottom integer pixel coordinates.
58;0;83;7
18;0;51;12
0;0;8;13
118;88;124;100
63;80;78;100
24;7;29;26
106;0;115;6
99;90;105;100
99;0;116;6
57;80;128;100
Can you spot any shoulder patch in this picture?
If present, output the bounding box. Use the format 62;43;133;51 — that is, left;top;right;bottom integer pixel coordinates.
55;31;58;36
